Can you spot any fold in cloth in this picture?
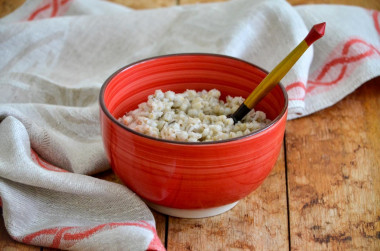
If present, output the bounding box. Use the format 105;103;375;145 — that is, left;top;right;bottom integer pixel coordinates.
0;0;379;250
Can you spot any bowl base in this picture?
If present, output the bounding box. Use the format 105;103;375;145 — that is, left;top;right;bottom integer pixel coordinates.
145;201;239;218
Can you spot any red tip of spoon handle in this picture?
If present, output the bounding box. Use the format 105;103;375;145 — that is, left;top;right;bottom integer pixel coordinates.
304;22;326;46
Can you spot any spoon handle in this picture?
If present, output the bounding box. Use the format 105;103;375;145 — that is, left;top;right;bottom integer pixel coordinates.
230;22;326;123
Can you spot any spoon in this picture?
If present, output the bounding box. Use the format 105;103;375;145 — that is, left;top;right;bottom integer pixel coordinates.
229;22;326;124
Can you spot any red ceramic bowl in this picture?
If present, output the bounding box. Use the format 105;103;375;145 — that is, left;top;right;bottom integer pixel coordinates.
99;54;288;218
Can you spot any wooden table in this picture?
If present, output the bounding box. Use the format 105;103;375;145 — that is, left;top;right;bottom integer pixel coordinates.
1;0;379;250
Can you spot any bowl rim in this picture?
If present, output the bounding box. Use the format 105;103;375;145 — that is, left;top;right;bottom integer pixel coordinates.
99;53;288;145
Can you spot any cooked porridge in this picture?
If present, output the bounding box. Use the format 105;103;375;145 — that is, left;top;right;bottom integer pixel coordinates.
118;89;271;142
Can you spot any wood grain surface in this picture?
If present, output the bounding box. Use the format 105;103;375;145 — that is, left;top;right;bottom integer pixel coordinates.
0;0;379;250
108;0;176;9
286;79;380;250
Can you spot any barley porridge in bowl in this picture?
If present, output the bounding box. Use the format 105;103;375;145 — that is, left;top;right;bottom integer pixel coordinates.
119;89;271;142
99;53;288;218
